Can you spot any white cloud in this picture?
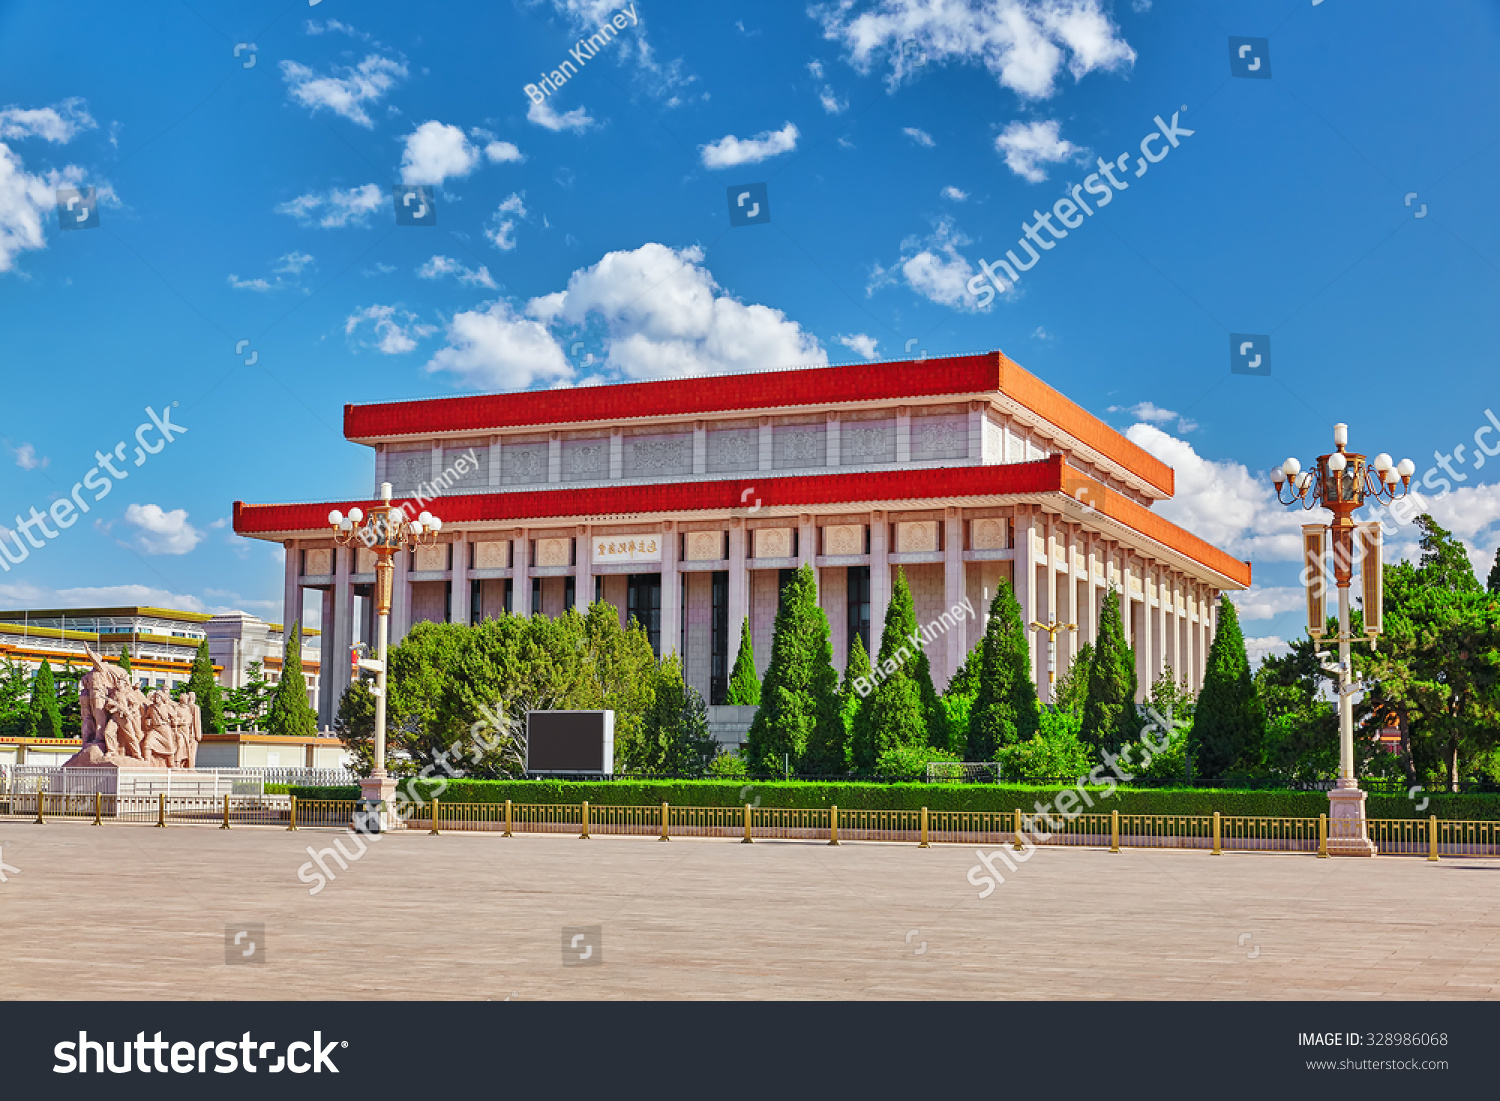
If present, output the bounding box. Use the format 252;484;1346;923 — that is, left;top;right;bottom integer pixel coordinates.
1031;325;1052;340
807;61;826;79
994;118;1083;182
12;443;47;470
400;121;481;186
527;100;596;133
837;333;880;360
227;275;273;291
813;0;1136;100
1243;635;1290;668
941;185;968;201
279;54;406;127
484;140;524;163
274;183;384;228
1233;585;1306;623
486;192;528;251
345;305;438;355
363;262;396;277
0;582;211;614
0;147;80;272
425;242;826;389
699;122;799;168
1108;400;1196;433
819;86;848;114
903;126;935;147
274;251;315;275
1125;423;1310;563
122;504;202;555
0;98;96;143
870;217;983;311
416;254;497;289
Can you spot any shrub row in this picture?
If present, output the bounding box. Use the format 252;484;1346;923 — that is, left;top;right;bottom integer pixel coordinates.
283;779;1500;821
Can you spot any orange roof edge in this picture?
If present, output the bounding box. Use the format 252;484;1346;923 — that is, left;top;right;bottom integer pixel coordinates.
1061;462;1250;589
998;353;1175;498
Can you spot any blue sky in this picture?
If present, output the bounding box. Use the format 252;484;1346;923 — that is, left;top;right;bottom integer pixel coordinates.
0;0;1496;659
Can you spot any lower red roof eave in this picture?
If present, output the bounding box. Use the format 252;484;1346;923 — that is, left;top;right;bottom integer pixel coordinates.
233;457;1250;587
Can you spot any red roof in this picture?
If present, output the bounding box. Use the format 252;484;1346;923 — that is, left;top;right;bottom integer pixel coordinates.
343;351;1174;497
233;456;1249;587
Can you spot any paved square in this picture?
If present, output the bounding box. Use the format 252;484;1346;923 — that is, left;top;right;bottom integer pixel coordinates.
1;822;1497;1000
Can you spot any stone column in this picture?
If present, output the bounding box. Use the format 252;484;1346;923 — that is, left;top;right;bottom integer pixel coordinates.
391;546;411;645
1082;532;1098;647
968;400;984;461
318;588;336;726
1152;567;1167;691
758;417;772;472
488;436;501;488
575;524;592;615
870;511;890;660
609;429;623;480
896;406;911;464
548;431;561;483
1013;508;1038;687
826;412;840;467
1061;524;1077;680
798;513;815;571
659;521;680;657
282;540;301;642
728;519;748;661
326;544;353;725
512;530;532;616
692;421;706;475
943;507;964;691
451;533;470;625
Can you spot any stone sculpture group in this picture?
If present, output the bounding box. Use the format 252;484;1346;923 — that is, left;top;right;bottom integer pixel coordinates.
63;646;203;769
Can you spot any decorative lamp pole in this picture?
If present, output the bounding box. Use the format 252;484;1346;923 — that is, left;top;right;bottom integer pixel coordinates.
1271;423;1413;856
1030;619;1078;696
330;482;442;831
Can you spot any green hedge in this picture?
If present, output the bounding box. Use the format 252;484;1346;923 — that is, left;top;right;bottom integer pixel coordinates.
284;779;1500;821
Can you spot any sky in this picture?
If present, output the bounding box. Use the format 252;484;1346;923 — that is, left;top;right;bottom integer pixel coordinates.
0;0;1496;662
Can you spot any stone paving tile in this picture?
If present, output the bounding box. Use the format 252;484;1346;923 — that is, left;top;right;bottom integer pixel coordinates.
0;821;1496;1000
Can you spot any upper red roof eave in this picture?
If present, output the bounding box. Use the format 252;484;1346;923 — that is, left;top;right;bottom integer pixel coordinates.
342;351;1175;498
233;457;1249;588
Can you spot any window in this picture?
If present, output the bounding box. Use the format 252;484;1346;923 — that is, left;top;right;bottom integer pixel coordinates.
531;576;541;615
471;578;483;623
564;575;576;612
710;570;729;704
848;565;871;658
626;573;662;655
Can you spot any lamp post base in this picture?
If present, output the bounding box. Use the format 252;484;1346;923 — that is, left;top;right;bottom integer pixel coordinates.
357;774;404;833
1327;782;1376;856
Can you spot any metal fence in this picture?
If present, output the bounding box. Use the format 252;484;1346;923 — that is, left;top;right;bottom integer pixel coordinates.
0;765;355;798
5;790;1498;860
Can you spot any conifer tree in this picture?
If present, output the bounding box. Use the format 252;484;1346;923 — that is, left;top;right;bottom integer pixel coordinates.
946;645;981;701
965;580;1040;760
183;639;226;736
1052;641;1094;715
636;655;718;774
1080;589;1137;753
1487;546;1500;595
265;620;318;738
855;569;930;767
743;564;841;774
29;659;62;738
1192;595;1266;776
842;634;875;769
117;645;133;675
725;618;761;705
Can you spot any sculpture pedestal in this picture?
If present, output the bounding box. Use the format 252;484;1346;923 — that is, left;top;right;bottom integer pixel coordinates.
357;773;404;833
1328;782;1376;856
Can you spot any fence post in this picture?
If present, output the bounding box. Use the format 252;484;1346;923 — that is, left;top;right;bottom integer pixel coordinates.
430;797;441;836
1317;813;1328;858
742;803;753;844
504;799;513;838
1012;808;1024;851
828;804;840;846
919;806;929;848
34;780;44;826
156;792;166;829
580;801;590;840
660;802;670;842
221;793;231;830
93;790;102;826
1110;809;1120;853
1211;811;1221;855
287;795;298;831
1428;814;1440;862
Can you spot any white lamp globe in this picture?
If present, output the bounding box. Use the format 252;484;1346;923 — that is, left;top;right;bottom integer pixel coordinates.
1272;467;1286;486
418;511;433;525
1333;423;1348;448
1327;452;1347;473
328;510;343;526
1397;458;1416;478
429;517;443;531
348;507;364;523
410;521;424;535
1282;457;1301;480
1373;453;1392;472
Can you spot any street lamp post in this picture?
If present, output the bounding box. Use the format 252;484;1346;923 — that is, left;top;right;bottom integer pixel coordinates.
1030;619;1078;698
330;481;442;832
1272;423;1413;856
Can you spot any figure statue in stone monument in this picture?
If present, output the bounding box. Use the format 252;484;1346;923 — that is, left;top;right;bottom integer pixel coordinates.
65;645;203;770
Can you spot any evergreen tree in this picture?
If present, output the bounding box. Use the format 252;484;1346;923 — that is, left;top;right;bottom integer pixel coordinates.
28;659;62;738
223;660;274;731
0;657;33;738
1080;588;1137;753
1053;641;1094;716
965;580;1041;760
55;663;82;739
1488;546;1500;595
802;622;853;774
265;620;318;738
743;564;842;774
853;569;930;768
1192;595;1267;776
841;633;875;769
635;655;718;774
946;644;981;701
117;644;132;675
182;639;226;736
725;618;761;705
